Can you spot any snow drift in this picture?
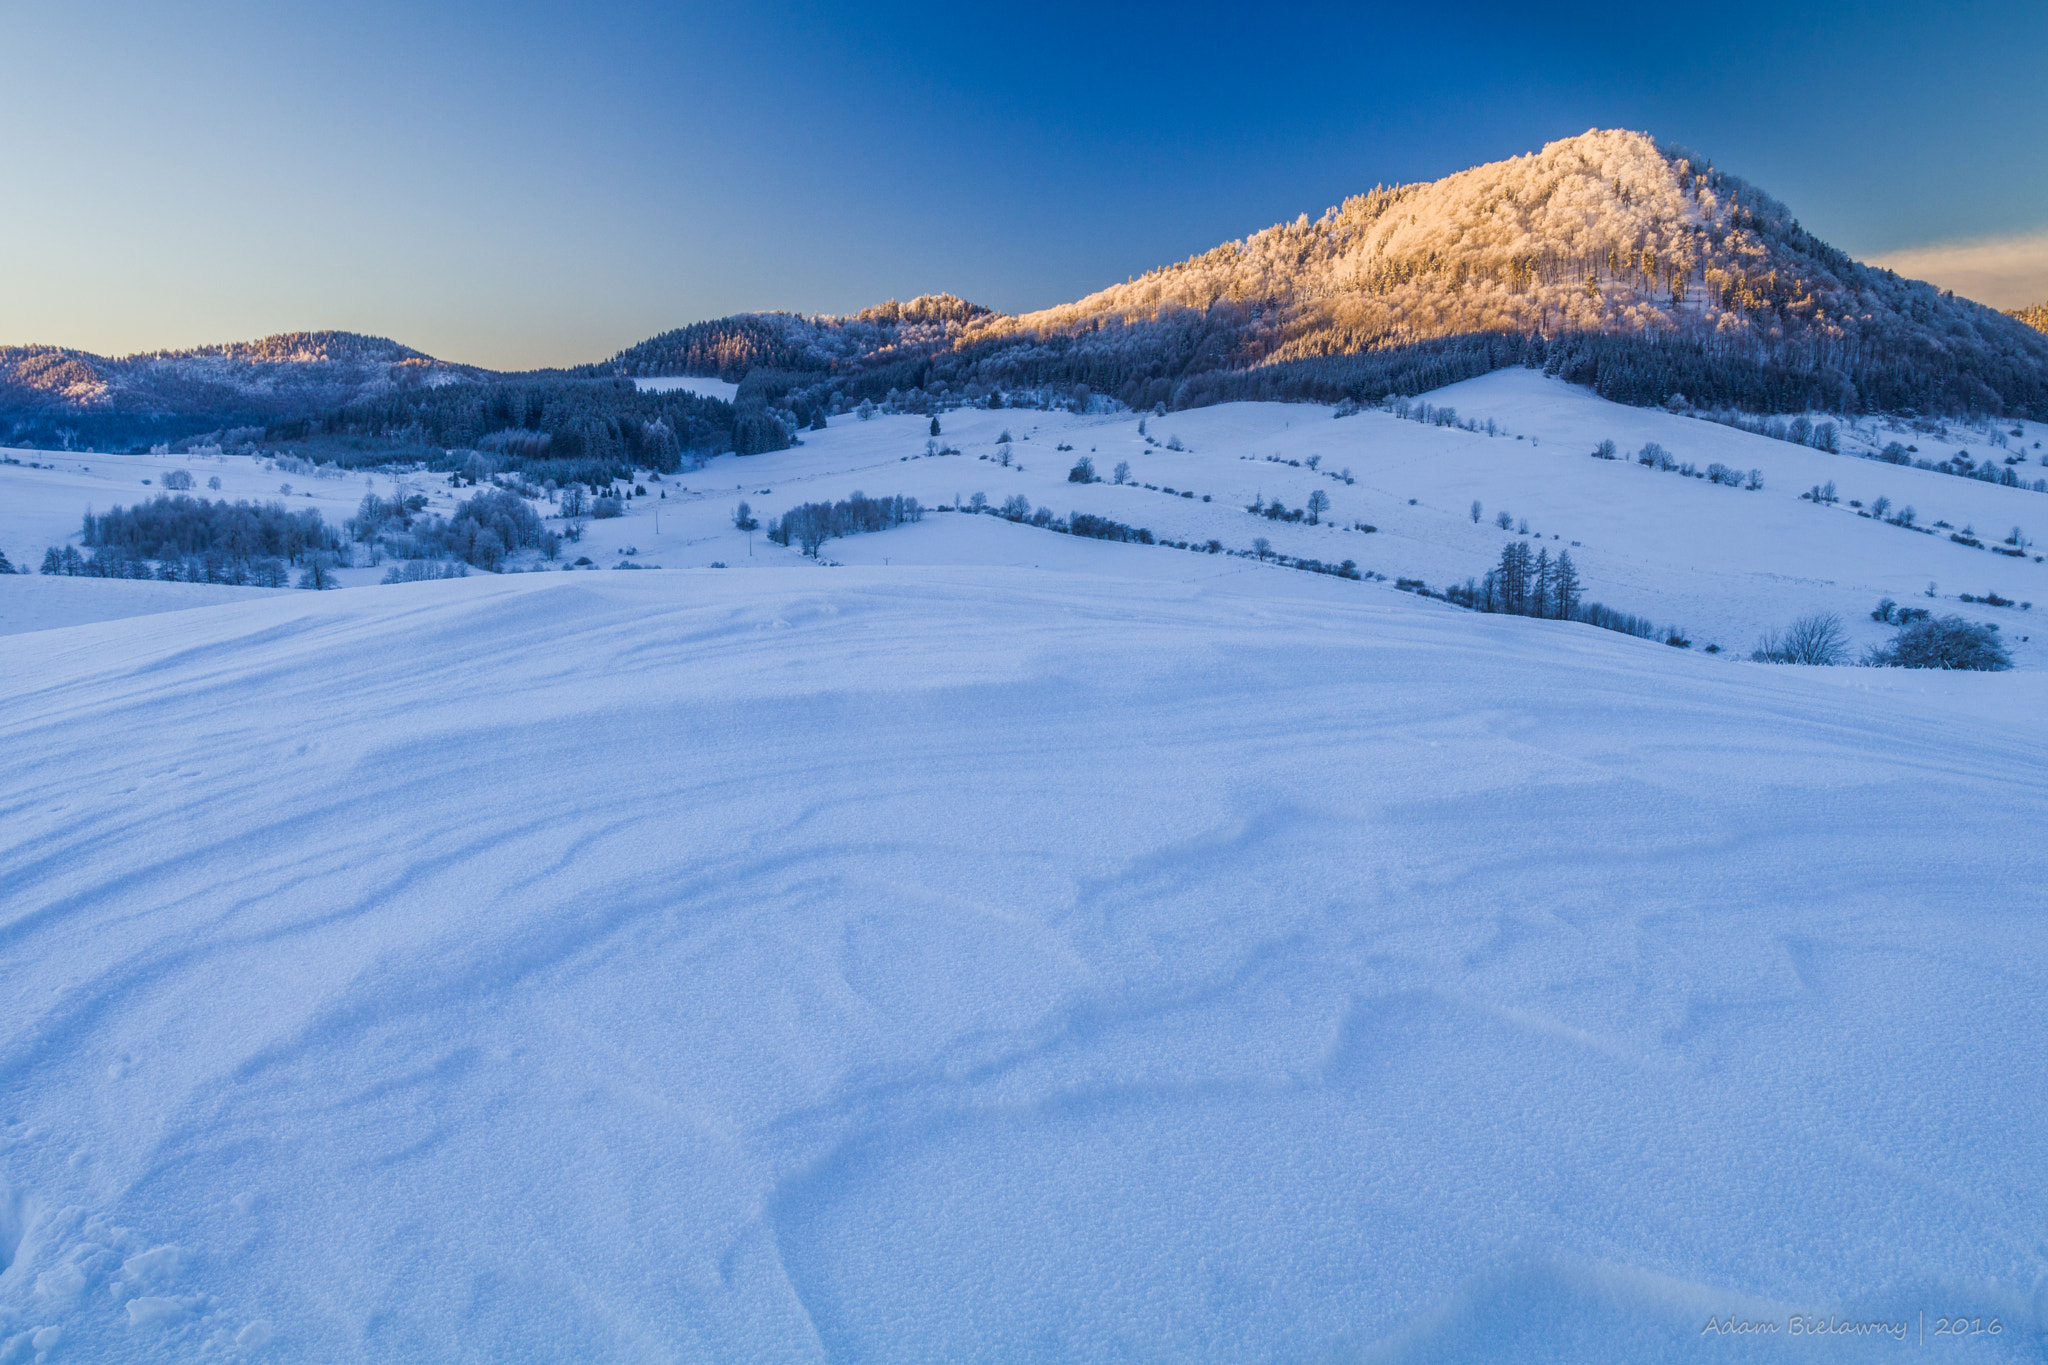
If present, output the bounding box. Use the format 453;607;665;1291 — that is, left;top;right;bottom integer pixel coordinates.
1;568;2044;1361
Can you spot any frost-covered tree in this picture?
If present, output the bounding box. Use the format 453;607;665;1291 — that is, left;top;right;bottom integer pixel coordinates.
1307;490;1330;524
1868;615;2011;670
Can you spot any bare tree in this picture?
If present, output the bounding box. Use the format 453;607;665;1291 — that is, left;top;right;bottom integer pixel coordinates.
1751;613;1847;665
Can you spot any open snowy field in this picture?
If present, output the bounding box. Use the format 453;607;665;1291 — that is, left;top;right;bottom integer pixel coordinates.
2;565;2045;1362
632;376;741;401
8;371;2046;663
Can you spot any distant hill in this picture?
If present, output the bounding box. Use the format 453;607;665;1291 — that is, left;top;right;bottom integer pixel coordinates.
2015;302;2048;335
0;331;489;448
583;131;2048;424
9;132;2048;453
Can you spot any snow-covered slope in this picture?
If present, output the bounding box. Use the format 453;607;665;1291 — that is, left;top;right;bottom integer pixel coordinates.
1;567;2043;1361
11;370;2048;660
592;130;2048;419
0;577;285;637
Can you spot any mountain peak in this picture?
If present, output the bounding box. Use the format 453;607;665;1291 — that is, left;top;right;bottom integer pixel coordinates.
1004;128;1806;346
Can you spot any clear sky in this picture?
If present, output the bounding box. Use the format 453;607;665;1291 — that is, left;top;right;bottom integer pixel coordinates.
3;1;2043;369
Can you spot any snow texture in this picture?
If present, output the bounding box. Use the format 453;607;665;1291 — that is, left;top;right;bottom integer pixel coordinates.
2;557;2046;1361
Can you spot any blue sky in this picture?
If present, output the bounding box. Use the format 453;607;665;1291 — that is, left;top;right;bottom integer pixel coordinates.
2;1;2043;368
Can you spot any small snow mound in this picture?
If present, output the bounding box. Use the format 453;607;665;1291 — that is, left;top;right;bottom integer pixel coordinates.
121;1243;183;1283
125;1295;190;1327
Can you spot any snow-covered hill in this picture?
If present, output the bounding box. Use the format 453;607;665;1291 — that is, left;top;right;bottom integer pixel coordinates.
8;370;2048;661
2;563;2044;1362
0;332;489;449
588;131;2048;421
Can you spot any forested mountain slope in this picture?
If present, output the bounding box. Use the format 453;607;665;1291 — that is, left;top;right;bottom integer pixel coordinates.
0;332;489;448
2015;302;2048;335
601;131;2048;421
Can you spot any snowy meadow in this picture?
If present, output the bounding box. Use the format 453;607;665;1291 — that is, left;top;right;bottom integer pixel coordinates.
2;376;2046;1361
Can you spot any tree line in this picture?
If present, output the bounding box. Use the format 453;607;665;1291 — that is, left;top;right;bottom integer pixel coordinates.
766;493;925;556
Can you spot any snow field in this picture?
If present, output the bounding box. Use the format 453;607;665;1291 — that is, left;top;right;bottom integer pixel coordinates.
8;370;2046;665
631;376;741;402
1;567;2044;1360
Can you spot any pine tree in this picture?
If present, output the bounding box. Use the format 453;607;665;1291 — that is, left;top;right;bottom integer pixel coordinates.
0;547;13;574
1532;548;1552;618
1552;551;1582;619
930;416;941;436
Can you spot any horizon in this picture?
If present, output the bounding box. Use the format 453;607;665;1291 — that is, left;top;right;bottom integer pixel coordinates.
4;2;2045;370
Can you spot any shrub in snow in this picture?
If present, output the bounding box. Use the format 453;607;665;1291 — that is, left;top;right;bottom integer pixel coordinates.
1573;602;1659;639
161;469;194;490
1867;616;2011;670
592;497;624;519
1067;513;1153;544
1112;461;1131;485
1750;613;1847;665
732;502;758;532
295;555;340;590
1068;457;1096;483
1592;440;1618;460
1494;511;1512;530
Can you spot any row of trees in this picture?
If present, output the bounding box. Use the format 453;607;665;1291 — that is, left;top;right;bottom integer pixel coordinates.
40;543;299;586
766;493;924;556
1450;542;1583;619
267;379;785;485
83;494;339;564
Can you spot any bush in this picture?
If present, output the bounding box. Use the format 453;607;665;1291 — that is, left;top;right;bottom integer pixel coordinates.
1068;512;1154;544
1751;612;1848;665
1575;602;1658;639
1867;615;2012;670
1068;456;1096;483
591;496;624;519
161;469;194;490
1875;618;2015;671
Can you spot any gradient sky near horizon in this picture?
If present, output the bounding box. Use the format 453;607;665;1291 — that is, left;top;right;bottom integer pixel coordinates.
3;1;2044;370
